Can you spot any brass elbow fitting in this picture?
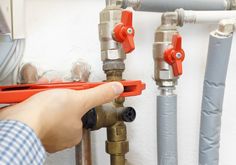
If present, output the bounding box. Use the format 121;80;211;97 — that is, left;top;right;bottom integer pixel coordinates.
82;105;136;130
82;105;136;165
19;63;39;84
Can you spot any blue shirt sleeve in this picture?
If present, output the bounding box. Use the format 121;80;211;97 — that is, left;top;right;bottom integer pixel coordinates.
0;120;46;165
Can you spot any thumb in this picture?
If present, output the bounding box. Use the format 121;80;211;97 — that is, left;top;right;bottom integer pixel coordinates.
76;82;124;115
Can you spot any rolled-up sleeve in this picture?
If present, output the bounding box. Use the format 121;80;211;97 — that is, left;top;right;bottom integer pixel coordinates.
0;120;46;165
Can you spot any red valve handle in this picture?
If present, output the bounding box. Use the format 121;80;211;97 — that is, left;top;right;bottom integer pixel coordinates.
164;34;185;77
113;10;135;54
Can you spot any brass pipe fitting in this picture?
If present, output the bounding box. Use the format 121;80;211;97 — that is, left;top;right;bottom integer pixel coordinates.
106;122;129;165
94;106;118;129
105;70;124;81
83;106;136;130
19;63;39;84
106;70;128;165
82;105;135;165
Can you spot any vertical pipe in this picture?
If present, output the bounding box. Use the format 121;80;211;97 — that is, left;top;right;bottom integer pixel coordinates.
76;130;92;165
157;89;177;165
199;31;233;165
72;61;92;165
106;73;128;165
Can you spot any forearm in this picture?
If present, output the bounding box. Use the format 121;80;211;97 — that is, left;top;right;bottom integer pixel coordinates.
0;120;46;165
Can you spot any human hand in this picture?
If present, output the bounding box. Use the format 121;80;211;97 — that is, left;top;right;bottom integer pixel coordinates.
0;82;124;153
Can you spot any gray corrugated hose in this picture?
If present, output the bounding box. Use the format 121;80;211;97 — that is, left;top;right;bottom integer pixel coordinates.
157;93;178;165
199;31;233;165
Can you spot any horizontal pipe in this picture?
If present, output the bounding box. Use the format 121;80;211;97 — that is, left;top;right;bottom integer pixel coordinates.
136;0;228;12
183;11;236;24
199;31;233;165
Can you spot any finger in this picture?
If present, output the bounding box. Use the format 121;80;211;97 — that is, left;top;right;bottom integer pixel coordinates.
76;82;124;115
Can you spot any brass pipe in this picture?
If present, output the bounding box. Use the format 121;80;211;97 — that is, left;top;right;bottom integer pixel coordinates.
110;155;126;165
105;71;128;165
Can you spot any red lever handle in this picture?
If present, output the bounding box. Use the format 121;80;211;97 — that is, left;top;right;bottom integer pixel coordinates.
113;10;135;54
0;81;146;104
164;34;185;77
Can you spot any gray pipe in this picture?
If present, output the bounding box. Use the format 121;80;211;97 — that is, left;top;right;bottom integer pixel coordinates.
0;35;25;85
137;0;227;12
157;93;177;165
199;32;233;165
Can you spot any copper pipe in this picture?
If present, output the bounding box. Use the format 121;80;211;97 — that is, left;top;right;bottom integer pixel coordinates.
76;129;92;165
73;61;92;165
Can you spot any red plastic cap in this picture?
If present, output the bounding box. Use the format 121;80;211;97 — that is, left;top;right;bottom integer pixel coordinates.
113;10;135;54
164;34;185;77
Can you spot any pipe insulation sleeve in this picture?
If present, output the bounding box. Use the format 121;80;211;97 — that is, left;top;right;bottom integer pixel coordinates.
137;0;227;12
199;32;233;165
157;94;178;165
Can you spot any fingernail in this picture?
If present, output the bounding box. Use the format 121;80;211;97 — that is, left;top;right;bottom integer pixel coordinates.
111;82;124;95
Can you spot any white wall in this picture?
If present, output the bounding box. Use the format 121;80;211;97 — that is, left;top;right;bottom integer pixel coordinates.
24;0;236;165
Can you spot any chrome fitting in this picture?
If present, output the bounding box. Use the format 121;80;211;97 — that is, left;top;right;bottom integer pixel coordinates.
101;49;126;61
216;19;236;36
122;0;141;10
230;0;236;9
161;11;179;27
99;4;126;63
153;27;179;87
159;87;175;96
152;11;186;87
106;0;124;7
176;8;197;26
154;10;181;87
